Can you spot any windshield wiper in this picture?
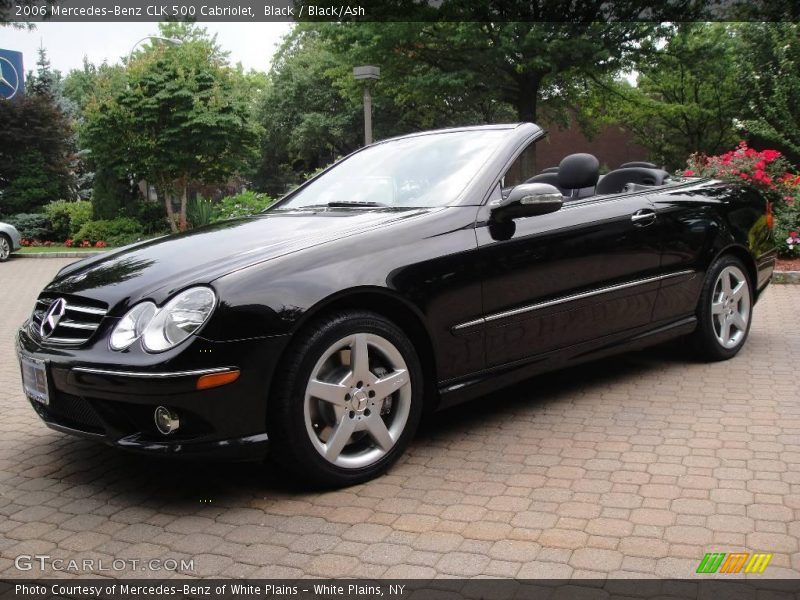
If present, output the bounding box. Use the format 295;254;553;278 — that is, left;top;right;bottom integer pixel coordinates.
326;201;390;208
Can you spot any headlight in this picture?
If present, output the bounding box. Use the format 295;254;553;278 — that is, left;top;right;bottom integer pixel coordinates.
142;287;216;353
109;302;157;350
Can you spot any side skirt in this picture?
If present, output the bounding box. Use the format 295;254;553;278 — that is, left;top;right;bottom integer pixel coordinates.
436;316;697;410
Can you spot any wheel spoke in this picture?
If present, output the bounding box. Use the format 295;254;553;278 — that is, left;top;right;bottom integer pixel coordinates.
350;334;372;382
711;300;724;315
722;272;733;296
308;379;348;407
325;417;356;460
721;318;732;344
731;313;747;332
732;280;746;301
367;417;394;451
372;369;409;400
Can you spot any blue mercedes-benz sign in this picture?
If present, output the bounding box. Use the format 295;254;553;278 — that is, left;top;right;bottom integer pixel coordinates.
0;49;24;100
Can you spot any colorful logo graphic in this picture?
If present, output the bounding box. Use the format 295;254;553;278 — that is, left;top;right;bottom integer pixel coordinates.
696;552;773;574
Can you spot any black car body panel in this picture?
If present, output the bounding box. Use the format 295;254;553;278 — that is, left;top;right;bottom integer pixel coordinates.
17;123;776;460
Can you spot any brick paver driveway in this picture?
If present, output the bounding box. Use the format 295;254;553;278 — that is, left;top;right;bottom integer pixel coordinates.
1;257;798;579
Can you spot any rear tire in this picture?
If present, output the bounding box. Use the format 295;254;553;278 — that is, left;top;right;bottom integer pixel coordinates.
690;254;753;361
269;310;423;488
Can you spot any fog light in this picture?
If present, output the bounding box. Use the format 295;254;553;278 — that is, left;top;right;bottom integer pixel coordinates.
154;406;179;435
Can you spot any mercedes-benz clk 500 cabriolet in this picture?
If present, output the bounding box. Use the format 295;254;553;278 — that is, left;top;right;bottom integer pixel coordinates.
17;123;776;486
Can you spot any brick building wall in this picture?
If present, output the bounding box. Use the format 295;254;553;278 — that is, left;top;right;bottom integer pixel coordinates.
536;120;652;172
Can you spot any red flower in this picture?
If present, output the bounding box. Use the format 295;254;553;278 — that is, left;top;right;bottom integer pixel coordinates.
64;239;73;247
762;149;781;161
94;240;107;248
790;231;798;237
683;169;695;176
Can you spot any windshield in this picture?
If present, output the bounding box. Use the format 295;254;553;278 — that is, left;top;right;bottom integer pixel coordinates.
277;130;508;209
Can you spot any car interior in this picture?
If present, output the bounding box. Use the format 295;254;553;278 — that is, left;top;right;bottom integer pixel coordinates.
526;153;673;200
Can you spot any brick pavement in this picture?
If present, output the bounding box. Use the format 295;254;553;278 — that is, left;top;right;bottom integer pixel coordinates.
0;256;798;579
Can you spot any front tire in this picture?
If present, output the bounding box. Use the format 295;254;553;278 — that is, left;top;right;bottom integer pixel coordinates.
269;311;423;488
691;255;753;361
0;234;11;262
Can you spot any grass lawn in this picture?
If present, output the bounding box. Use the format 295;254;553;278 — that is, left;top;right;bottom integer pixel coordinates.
17;246;113;254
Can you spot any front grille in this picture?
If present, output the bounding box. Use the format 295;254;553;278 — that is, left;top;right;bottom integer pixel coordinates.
33;393;105;433
29;295;108;347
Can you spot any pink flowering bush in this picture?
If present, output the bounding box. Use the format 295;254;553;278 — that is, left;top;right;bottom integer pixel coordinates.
683;142;800;256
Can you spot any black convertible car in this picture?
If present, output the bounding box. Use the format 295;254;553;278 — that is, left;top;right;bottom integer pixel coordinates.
17;123;776;486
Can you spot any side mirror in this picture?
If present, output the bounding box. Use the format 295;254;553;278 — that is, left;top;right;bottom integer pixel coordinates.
492;183;563;222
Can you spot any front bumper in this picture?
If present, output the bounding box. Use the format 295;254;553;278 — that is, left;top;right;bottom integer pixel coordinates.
16;325;290;460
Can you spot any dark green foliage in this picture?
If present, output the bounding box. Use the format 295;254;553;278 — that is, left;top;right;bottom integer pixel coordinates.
5;213;52;240
736;23;800;166
73;217;143;246
594;24;744;169
0;48;75;215
90;166;139;220
129;201;169;235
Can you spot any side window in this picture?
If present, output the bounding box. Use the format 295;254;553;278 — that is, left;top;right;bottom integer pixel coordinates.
501;141;538;189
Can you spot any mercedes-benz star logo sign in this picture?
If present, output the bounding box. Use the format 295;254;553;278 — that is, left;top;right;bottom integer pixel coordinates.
40;298;67;339
0;56;20;100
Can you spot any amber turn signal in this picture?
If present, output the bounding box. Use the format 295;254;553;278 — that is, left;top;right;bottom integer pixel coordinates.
196;370;240;390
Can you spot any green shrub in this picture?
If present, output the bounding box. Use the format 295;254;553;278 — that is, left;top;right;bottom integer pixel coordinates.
211;191;274;222
44;199;93;240
73;217;143;247
188;196;214;228
775;199;800;257
5;213;52;240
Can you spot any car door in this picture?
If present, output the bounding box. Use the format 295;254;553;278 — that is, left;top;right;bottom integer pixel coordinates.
465;157;664;367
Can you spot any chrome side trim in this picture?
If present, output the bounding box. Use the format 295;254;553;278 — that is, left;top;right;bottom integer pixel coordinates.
452;269;696;332
71;366;232;379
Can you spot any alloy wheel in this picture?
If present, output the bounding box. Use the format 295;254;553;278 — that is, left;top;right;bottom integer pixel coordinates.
303;332;412;469
711;265;750;349
0;237;9;260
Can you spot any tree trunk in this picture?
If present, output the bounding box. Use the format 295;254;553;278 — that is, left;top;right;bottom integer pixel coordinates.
516;72;541;123
515;71;543;173
163;189;178;233
179;181;188;232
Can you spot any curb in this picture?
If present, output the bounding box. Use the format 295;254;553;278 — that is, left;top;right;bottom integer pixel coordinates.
772;271;800;284
13;252;105;259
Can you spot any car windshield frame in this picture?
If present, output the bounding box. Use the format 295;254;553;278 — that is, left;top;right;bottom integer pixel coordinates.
270;129;513;211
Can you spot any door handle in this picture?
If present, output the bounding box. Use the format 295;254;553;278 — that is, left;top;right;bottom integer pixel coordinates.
631;209;656;226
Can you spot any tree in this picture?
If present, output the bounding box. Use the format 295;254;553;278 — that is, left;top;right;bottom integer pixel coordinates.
592;24;744;168
258;9;699;188
82;24;261;231
735;23;800;165
0;47;74;214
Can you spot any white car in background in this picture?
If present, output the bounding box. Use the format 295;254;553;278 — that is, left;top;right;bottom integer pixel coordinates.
0;222;22;262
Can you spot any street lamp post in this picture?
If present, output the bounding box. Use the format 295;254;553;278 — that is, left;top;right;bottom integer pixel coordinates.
353;65;380;146
127;36;182;65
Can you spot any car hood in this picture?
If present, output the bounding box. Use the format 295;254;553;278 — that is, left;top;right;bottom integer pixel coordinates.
44;207;435;312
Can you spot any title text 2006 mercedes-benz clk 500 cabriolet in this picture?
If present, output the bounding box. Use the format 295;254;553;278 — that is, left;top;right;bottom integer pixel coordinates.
17;123;776;486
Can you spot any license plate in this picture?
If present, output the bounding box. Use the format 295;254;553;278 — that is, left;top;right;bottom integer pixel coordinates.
20;356;49;406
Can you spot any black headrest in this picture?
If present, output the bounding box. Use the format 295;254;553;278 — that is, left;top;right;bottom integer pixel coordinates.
620;161;658;169
558;153;600;190
595;167;670;195
525;172;568;196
